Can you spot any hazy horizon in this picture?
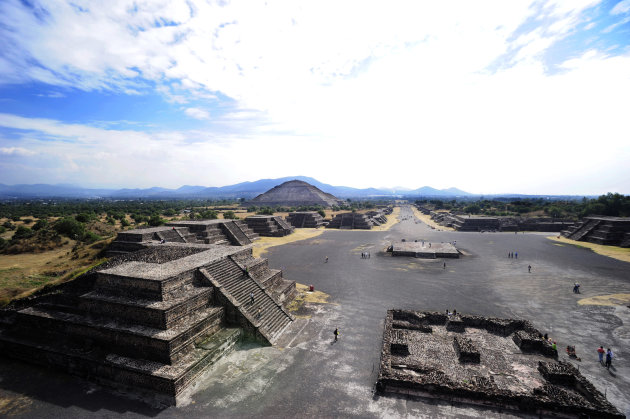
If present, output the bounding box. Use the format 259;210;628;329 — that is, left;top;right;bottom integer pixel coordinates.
1;1;629;195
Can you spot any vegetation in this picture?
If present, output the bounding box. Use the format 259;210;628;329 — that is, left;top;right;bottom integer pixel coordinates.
415;193;630;219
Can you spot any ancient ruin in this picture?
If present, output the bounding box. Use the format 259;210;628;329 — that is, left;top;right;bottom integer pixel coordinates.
390;242;459;258
326;210;388;230
0;227;295;406
418;205;573;232
286;211;324;228
377;309;623;418
562;216;630;247
107;220;258;256
246;180;345;207
245;215;294;237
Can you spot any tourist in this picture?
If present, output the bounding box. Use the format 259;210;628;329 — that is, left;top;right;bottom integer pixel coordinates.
325;256;328;263
528;265;531;273
597;346;605;364
443;262;446;269
573;283;581;293
543;333;548;341
368;252;370;259
334;328;339;342
606;348;613;369
257;307;262;320
249;292;254;305
515;252;518;259
453;309;457;316
552;341;557;351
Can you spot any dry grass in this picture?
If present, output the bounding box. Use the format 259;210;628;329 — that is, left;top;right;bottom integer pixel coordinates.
371;206;401;231
286;283;335;318
410;206;456;231
251;228;325;258
578;293;630;307
0;237;111;305
547;236;630;263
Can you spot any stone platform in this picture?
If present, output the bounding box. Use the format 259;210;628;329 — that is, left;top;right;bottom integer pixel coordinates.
0;242;294;406
391;242;459;258
377;310;623;418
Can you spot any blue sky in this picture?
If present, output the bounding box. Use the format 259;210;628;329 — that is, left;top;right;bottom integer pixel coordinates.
1;0;629;194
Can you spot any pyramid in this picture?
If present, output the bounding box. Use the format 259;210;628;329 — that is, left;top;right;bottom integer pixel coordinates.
247;180;345;207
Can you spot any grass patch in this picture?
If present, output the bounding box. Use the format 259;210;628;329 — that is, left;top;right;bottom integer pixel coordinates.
251;228;325;258
578;293;630;306
547;236;630;263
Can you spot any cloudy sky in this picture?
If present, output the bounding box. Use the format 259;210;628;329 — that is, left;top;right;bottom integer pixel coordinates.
1;0;629;195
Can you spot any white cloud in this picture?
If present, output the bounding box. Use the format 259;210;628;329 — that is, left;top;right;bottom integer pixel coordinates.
0;146;36;156
184;107;210;120
611;0;630;15
0;0;629;194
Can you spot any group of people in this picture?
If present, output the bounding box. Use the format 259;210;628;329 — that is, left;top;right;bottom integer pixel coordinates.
446;308;457;317
597;346;614;369
573;283;581;293
361;252;370;259
508;251;518;259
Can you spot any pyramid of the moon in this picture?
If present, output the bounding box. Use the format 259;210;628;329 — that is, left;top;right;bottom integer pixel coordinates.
247;180;345;207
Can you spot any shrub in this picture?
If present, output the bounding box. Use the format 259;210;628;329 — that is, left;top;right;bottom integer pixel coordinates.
83;231;102;243
22;218;33;224
32;219;49;231
54;217;86;239
148;214;166;226
223;210;238;219
75;213;94;223
317;209;326;218
120;218;130;227
12;225;35;241
198;210;218;220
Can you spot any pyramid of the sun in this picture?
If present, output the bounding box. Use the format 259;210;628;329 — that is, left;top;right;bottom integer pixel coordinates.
247;180;345;207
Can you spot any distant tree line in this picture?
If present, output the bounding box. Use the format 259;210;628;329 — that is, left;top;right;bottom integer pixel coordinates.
414;193;630;219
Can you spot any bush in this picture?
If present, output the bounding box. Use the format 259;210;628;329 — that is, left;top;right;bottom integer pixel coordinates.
32;219;49;231
198;210;218;220
12;225;35;241
257;207;275;215
75;213;94;223
54;217;86;239
0;237;7;251
0;226;5;234
83;231;102;243
148;214;166;226
223;210;238;219
2;221;15;230
22;218;33;224
120;218;130;227
11;215;21;221
318;209;326;218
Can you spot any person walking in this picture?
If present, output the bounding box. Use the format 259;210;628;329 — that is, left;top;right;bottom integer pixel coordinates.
443;262;446;269
528;265;531;273
597;346;605;364
515;252;518;259
334;328;339;342
249;291;254;305
325;256;328;263
605;348;613;369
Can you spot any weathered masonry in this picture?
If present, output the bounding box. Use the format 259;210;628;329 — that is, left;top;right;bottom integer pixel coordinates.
377;309;623;418
562;216;630;247
0;228;295;406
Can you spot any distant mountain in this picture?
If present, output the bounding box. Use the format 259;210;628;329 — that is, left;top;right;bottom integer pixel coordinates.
0;177;474;199
404;186;473;197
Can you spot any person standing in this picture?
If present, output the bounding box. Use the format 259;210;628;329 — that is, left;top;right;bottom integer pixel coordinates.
334;328;339;342
515;252;518;259
597;346;605;364
443;262;446;269
606;348;613;369
325;256;328;263
249;291;254;305
528;265;531;273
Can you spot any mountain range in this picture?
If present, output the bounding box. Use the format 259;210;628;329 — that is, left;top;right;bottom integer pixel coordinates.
0;177;473;199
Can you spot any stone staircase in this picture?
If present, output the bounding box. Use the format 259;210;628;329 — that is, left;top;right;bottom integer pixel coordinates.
245;216;293;237
220;221;252;246
565;219;601;241
234;220;259;241
200;257;293;345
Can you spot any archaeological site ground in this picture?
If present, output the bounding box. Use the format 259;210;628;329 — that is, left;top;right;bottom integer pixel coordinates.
0;205;629;418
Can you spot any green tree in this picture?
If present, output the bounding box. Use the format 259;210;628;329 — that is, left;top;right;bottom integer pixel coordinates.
223;210;238;219
148;214;166;226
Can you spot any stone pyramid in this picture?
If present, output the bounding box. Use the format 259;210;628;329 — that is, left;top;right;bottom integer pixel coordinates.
248;180;344;207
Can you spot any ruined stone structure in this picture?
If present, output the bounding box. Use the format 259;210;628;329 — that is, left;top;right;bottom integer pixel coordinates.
286;211;324;228
390;242;459;258
107;220;258;256
246;180;345;208
421;206;572;233
562;216;630;247
245;215;294;237
326;211;388;230
377;310;622;418
0;237;295;405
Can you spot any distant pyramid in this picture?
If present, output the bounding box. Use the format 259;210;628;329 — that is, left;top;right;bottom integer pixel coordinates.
247;180;345;207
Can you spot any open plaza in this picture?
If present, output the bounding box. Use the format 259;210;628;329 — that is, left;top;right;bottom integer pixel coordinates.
0;205;628;418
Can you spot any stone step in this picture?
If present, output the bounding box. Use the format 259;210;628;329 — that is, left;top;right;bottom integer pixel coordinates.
79;285;213;329
14;305;225;364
